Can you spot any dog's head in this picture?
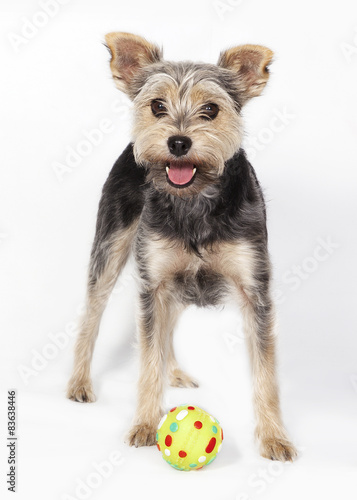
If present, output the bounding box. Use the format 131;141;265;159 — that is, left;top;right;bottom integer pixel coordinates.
105;32;273;197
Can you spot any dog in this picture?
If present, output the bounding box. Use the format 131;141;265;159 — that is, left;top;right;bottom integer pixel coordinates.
67;32;296;462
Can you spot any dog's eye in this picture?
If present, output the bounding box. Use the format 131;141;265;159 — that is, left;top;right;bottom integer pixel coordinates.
151;100;167;117
201;103;219;120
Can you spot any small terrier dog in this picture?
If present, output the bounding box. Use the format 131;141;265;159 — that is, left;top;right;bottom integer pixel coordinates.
67;32;296;461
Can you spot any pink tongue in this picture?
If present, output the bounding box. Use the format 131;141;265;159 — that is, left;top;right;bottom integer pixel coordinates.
168;161;194;185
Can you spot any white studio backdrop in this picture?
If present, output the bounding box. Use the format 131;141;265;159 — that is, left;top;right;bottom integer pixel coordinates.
0;0;357;499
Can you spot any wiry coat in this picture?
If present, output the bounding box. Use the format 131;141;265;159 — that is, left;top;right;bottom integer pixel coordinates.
67;32;296;462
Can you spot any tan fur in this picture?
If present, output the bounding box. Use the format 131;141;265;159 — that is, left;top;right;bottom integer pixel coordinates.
166;339;199;389
105;32;162;94
212;240;296;459
240;290;297;460
218;44;274;101
133;78;243;180
143;237;200;285
143;237;256;287
127;283;181;446
70;32;295;461
67;222;138;402
129;237;296;459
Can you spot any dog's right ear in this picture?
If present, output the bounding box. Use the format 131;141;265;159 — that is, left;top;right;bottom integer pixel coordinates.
105;32;162;96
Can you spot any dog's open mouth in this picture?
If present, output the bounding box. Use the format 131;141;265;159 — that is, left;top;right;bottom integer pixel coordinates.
166;161;196;188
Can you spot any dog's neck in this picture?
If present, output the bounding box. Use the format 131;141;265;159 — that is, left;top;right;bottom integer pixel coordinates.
141;149;265;255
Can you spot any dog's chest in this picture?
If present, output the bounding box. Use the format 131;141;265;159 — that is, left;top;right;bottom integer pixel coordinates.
140;236;254;307
144;239;225;306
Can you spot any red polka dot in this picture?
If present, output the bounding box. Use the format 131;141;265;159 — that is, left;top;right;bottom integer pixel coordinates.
194;421;203;429
179;450;187;458
170;407;177;412
196;466;203;470
205;437;216;454
187;406;195;410
221;428;224;441
157;444;161;451
165;435;172;447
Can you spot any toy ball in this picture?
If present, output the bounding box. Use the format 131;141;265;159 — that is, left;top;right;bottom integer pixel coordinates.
156;404;223;471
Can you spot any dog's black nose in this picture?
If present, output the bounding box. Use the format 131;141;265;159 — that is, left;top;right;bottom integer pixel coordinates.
167;136;192;157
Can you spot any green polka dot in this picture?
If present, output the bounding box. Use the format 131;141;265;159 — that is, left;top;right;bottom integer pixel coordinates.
207;456;217;465
212;425;218;434
156;432;159;441
170;422;178;432
189;463;197;468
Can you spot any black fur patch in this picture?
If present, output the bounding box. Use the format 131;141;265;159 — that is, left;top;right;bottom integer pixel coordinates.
88;144;146;282
174;269;228;307
89;143;269;309
95;143;145;238
140;146;267;255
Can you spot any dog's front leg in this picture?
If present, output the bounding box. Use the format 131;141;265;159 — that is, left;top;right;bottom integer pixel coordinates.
67;221;138;403
241;288;297;461
219;240;297;461
234;252;297;461
127;284;178;447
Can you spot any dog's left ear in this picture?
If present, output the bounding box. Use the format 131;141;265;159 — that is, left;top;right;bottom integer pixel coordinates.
105;32;162;97
218;44;274;103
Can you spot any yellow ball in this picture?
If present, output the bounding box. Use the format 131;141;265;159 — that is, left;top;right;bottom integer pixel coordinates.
156;404;223;471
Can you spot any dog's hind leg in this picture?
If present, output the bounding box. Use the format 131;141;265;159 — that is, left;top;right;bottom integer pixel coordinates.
167;326;199;388
67;221;138;403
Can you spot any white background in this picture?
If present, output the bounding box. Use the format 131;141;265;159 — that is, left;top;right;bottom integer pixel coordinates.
1;0;357;498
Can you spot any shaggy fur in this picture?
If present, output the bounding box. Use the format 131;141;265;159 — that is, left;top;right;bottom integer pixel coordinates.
67;32;296;462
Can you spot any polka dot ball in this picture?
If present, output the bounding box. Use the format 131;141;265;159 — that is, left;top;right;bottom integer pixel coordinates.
156;404;223;471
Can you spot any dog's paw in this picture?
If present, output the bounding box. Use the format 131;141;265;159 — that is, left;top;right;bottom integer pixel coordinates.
260;436;297;462
169;368;199;388
67;380;96;403
127;424;157;447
